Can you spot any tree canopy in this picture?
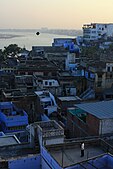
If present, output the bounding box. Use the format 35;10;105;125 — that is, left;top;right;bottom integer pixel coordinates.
3;44;22;57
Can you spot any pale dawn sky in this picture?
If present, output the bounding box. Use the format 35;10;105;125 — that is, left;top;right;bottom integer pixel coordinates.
0;0;113;29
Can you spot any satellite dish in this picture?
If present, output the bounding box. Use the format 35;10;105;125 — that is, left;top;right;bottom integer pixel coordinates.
36;32;40;36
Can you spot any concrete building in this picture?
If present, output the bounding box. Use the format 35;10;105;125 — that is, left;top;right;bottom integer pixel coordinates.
36;77;61;95
0;102;28;133
2;89;39;123
83;23;113;41
0;72;15;90
1;120;113;169
80;60;113;100
52;38;75;47
65;52;81;72
0;134;40;169
30;120;64;146
67;100;113;138
16;59;59;77
35;90;57;117
58;71;86;96
0;64;17;74
57;96;81;114
31;46;44;58
0;134;20;146
42;79;59;88
41;137;112;169
18;48;30;59
31;46;67;61
15;75;37;92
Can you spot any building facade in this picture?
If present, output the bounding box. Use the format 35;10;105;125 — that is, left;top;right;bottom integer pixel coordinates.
67;100;113;138
83;23;113;41
0;102;28;133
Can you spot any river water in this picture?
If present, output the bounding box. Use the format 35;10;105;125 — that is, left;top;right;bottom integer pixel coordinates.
0;29;76;50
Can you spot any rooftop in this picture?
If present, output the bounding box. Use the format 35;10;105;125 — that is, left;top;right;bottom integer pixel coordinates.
32;120;63;131
32;46;67;53
75;100;113;119
31;120;64;138
18;59;59;69
0;135;20;147
0;146;37;160
81;60;106;70
46;138;106;168
0;102;12;108
58;96;81;102
3;89;36;98
59;71;72;77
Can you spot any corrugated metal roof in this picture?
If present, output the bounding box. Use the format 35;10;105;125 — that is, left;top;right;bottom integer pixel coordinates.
75;100;113;119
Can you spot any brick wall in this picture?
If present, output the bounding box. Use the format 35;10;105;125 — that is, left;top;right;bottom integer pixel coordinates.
67;112;100;138
87;114;100;136
67;112;88;138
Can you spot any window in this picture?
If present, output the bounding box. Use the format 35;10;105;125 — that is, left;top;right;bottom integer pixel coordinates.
44;101;51;108
97;81;102;87
98;74;102;78
44;72;48;76
107;67;110;72
84;35;90;38
49;82;52;86
52;72;56;76
28;72;33;75
38;80;42;84
93;25;96;29
91;36;96;39
92;31;96;33
45;81;48;85
84;30;91;33
20;72;25;75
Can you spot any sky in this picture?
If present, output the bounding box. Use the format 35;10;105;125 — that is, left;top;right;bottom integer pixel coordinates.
0;0;113;29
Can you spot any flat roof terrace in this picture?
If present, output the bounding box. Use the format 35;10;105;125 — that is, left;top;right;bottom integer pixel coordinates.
58;96;81;102
46;138;111;168
0;144;37;160
32;120;64;139
0;135;20;147
33;120;63;131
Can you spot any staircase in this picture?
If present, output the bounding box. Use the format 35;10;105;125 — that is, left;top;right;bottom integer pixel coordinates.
80;87;95;100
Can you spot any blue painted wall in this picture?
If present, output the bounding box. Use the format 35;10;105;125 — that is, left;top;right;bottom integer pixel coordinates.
8;154;40;169
41;146;61;169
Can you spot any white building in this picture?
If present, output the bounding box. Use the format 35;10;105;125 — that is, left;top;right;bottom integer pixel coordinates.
43;79;59;87
65;52;79;71
35;90;58;116
83;23;113;41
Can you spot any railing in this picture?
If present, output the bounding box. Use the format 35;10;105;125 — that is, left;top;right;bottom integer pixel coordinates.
43;129;64;138
82;89;95;99
80;87;91;98
100;139;113;154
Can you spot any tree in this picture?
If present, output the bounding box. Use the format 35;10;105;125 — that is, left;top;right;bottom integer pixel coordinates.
0;49;4;61
3;44;22;57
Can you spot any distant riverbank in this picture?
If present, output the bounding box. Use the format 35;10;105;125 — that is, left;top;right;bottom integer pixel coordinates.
0;34;23;39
